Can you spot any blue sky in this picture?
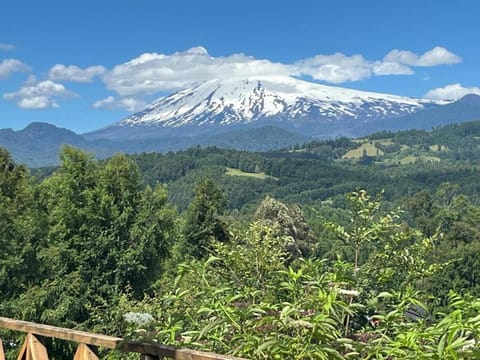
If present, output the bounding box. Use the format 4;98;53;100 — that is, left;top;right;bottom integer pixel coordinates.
1;0;480;133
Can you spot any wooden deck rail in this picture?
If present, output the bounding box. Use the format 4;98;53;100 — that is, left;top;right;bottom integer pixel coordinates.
0;317;247;360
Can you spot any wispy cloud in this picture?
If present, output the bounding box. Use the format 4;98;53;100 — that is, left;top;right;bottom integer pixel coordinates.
92;95;146;112
102;46;293;96
48;64;106;82
7;45;459;111
0;43;15;51
101;46;462;97
295;53;413;83
424;83;480;100
3;77;76;109
384;46;461;67
0;58;30;79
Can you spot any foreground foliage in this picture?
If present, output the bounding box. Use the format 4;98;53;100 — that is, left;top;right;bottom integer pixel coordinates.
1;144;480;359
114;192;480;359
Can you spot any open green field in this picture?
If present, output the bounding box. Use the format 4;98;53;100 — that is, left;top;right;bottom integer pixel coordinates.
399;156;417;165
423;155;441;162
342;142;384;159
429;144;448;152
399;155;441;164
225;167;278;180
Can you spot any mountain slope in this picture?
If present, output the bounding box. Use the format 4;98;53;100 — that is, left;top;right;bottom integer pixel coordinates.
0;122;89;167
4;83;480;167
367;94;480;133
86;76;443;140
0;122;311;167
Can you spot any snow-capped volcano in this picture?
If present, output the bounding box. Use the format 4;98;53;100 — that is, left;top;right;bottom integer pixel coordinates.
88;76;446;140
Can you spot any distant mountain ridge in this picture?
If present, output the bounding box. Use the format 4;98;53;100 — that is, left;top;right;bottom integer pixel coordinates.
2;74;480;167
0;123;89;167
366;95;480;133
0;123;311;167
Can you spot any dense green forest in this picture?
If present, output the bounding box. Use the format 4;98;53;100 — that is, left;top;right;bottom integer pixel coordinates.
129;120;480;211
2;120;480;359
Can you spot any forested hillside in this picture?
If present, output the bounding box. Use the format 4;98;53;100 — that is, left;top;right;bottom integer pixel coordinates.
129;120;480;211
2;120;480;358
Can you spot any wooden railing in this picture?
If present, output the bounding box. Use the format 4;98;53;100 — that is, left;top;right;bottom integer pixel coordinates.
0;317;246;360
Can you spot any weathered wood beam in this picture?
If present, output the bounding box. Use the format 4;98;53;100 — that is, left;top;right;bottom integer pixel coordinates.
0;317;248;360
120;342;246;360
0;317;122;349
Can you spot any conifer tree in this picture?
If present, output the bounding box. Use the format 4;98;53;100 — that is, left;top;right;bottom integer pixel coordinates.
180;178;229;259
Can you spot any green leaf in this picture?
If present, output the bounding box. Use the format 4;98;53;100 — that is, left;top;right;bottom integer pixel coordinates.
437;333;447;358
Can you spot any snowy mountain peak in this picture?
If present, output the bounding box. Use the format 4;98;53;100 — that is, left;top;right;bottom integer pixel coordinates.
118;76;442;133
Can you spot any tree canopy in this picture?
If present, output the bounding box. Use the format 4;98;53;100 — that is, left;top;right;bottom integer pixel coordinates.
1;131;480;359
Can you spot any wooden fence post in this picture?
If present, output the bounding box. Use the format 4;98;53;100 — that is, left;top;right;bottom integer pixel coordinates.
73;343;100;360
16;333;49;360
0;338;5;360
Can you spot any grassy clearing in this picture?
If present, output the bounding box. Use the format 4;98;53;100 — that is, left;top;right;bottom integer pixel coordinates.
342;142;384;159
423;156;441;162
429;144;448;152
225;167;278;180
400;156;417;165
399;155;441;165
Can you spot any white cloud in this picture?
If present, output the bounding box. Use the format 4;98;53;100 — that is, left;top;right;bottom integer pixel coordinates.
0;43;15;51
16;96;56;109
295;53;414;83
3;79;75;109
384;46;461;67
372;61;414;76
295;46;459;84
48;64;106;82
424;83;480;100
92;96;146;112
101;46;460;98
0;58;30;79
102;46;294;96
295;53;372;83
